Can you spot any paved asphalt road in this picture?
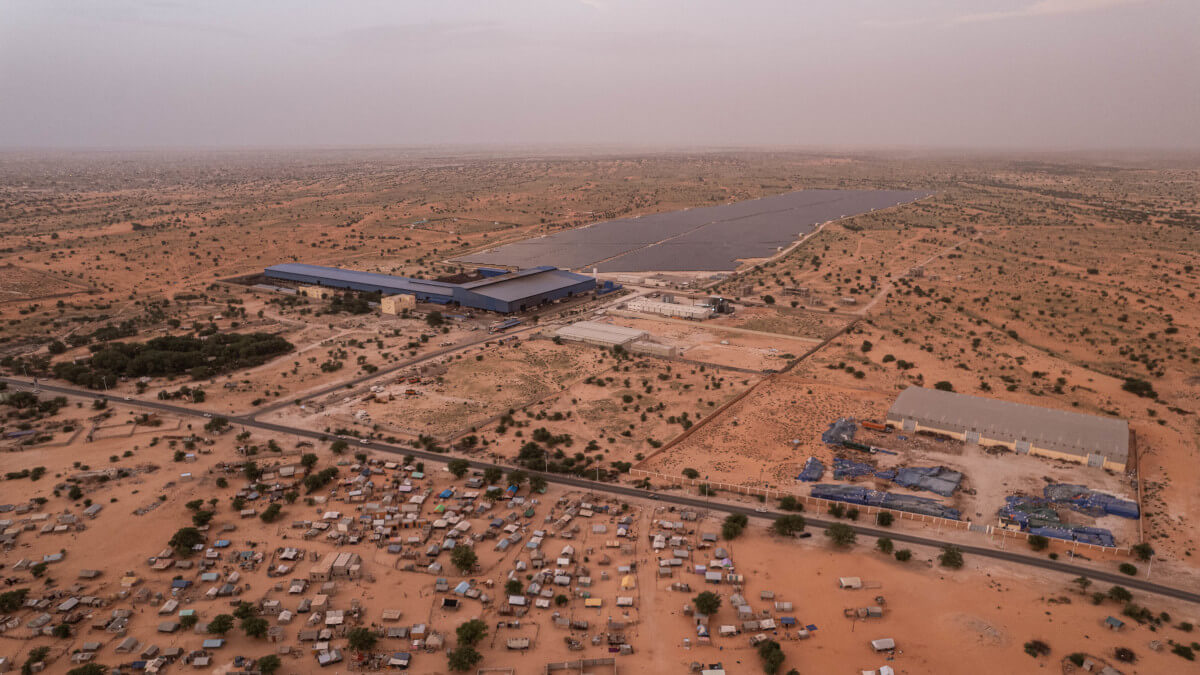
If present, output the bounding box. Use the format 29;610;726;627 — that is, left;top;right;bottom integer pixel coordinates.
7;376;1197;605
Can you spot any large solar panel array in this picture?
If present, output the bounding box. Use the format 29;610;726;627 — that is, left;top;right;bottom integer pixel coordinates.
455;189;931;272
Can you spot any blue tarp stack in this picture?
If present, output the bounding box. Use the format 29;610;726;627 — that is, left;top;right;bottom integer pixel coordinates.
874;465;963;497
1043;484;1140;520
998;495;1061;529
797;457;824;482
832;457;873;480
1028;525;1116;547
998;494;1119;546
822;418;857;445
810;483;961;521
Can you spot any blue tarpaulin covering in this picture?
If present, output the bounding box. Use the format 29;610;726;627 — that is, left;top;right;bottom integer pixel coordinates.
998;495;1061;529
797;457;824;482
822;418;857;445
810;483;961;520
832;457;873;480
1043;484;1139;519
1029;525;1116;547
875;465;962;497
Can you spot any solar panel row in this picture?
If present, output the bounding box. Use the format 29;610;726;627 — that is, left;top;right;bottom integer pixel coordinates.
455;189;931;272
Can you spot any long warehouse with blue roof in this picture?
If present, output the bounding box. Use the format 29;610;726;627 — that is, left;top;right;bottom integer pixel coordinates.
263;263;599;314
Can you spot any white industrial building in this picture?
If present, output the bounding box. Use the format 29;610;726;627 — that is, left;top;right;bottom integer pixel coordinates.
629;340;678;358
624;298;714;320
555;321;648;348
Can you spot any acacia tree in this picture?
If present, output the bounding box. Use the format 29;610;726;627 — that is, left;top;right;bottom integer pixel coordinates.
256;655;281;675
824;523;856;547
347;627;377;652
456;619;488;647
207;614;234;635
168;527;204;556
450;544;478;573
771;515;806;536
447;646;482;671
939;545;964;569
693;591;721;616
447;459;470;478
242;616;269;639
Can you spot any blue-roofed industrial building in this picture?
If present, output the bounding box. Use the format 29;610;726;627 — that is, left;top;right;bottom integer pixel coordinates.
263;263;599;314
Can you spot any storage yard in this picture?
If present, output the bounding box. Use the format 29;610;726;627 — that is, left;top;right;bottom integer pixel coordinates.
641;379;1143;545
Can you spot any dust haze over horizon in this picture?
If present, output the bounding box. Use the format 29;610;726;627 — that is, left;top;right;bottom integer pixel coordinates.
2;0;1198;151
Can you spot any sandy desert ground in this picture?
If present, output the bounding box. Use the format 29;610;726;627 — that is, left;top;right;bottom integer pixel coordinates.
2;149;1199;673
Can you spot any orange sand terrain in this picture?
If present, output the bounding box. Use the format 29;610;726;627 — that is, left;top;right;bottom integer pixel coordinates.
2;150;1199;674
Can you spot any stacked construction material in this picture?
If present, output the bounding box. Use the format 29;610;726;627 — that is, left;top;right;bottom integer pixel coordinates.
832;457;874;480
1027;525;1116;547
810;484;961;520
1043;484;1140;519
874;466;963;497
822;418;857;445
997;495;1118;546
998;496;1061;529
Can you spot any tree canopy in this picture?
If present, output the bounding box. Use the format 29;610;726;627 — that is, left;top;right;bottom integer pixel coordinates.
447;646;482;671
456;619;488;647
824;523;857;547
693;590;721;616
168;527;204;556
447;458;470;478
771;515;806;536
347;627;378;651
450;544;478;573
52;332;293;388
207;614;234;635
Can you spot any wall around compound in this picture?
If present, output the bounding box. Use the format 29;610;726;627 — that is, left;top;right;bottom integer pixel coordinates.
884;419;1125;472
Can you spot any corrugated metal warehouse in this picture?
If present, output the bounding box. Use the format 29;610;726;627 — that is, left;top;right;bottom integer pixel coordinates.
885;387;1129;471
624;298;714;320
555;321;647;348
263;263;596;314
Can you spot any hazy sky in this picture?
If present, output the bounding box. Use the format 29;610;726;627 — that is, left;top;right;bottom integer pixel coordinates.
2;0;1197;149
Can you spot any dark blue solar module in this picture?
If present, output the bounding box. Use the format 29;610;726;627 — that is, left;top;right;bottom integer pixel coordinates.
455;189;931;272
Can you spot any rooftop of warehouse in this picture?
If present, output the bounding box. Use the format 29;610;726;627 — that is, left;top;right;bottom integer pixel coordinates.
265;263;592;302
887;386;1128;462
265;263;455;295
556;321;647;339
462;267;595;302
